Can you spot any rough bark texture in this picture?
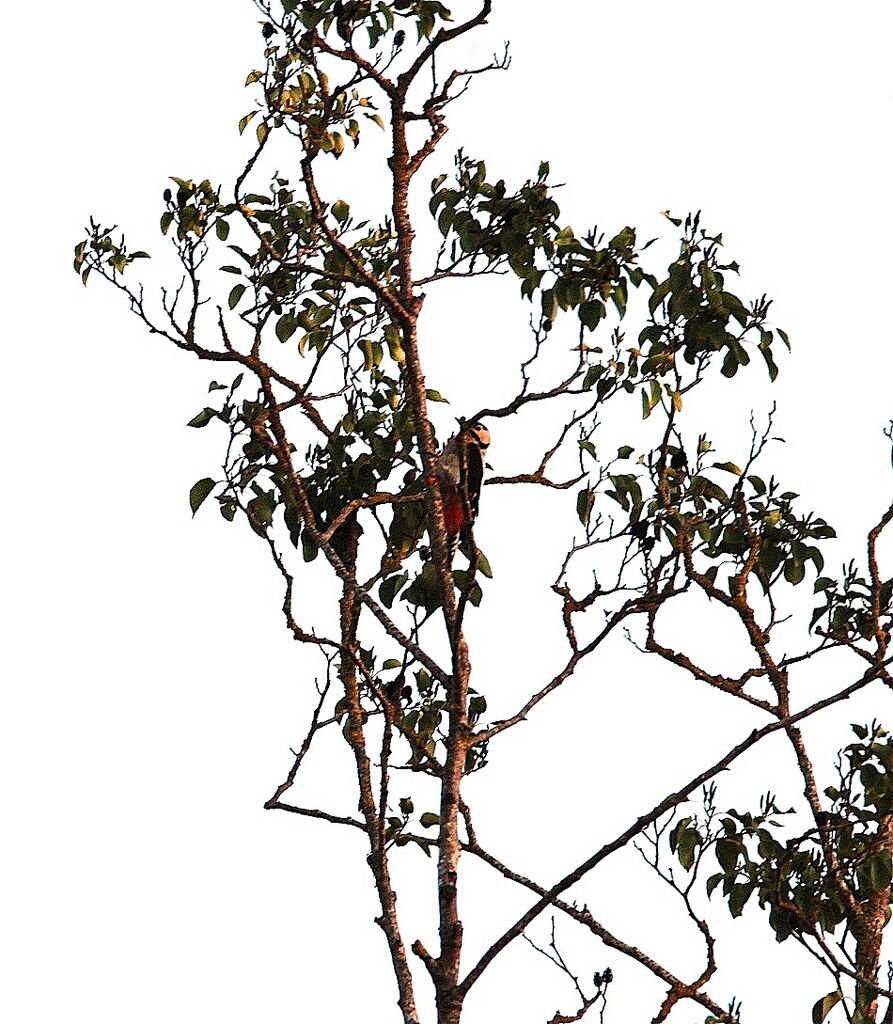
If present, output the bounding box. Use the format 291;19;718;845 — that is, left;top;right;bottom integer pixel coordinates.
389;84;471;1023
853;816;893;1021
338;519;421;1024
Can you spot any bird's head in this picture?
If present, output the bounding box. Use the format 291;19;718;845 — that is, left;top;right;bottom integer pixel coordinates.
463;421;490;454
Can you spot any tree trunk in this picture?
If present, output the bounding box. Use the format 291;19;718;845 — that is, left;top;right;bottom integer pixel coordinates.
337;517;421;1024
852;817;893;1022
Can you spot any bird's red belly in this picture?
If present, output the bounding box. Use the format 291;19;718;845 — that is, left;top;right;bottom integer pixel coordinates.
443;498;465;535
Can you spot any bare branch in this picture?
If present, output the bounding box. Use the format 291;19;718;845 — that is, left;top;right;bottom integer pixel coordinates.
461;665;886;994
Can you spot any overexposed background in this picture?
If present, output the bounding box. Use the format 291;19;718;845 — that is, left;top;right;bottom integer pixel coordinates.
3;2;892;1021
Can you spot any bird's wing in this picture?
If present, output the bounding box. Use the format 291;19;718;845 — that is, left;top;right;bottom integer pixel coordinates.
466;443;484;519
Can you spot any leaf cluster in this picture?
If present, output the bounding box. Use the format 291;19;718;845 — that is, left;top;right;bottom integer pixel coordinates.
672;725;893;947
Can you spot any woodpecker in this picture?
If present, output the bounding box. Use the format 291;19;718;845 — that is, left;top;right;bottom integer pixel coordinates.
432;421;490;561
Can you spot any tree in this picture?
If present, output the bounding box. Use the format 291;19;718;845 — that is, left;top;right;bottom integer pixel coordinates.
72;2;893;1021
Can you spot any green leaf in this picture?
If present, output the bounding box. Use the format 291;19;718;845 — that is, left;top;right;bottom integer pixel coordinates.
579;299;605;331
715;837;740;873
284;503;301;547
426;389;448;403
420;812;441;829
817;897;846;933
410;836;433;857
812;992;843;1024
784;558;806;586
609;226;635;251
187;408;216;428
669;816;692;852
215;219;230;241
380;573;409;609
728;881;755;918
858;850;893;893
189;478;215;515
722;291;749;327
301;531;319;562
403;563;442;612
228;284;246;310
641;379;661;419
648;277;671;314
576;487;595;526
760;344;780;381
329;131;345;157
469;694;487;719
721;348;740;378
676;827;700;870
768;905;797;943
582;364;605;390
473;550;494;579
617;445;634;459
453;570;483;606
247;489;276;531
331;199;350;223
276;314;298;343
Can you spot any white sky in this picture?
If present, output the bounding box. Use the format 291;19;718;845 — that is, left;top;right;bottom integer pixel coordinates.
3;2;893;1022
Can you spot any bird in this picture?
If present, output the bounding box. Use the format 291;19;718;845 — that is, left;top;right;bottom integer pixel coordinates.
431;421;490;561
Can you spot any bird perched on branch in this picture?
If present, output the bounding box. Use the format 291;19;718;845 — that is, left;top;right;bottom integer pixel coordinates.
430;421;490;561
